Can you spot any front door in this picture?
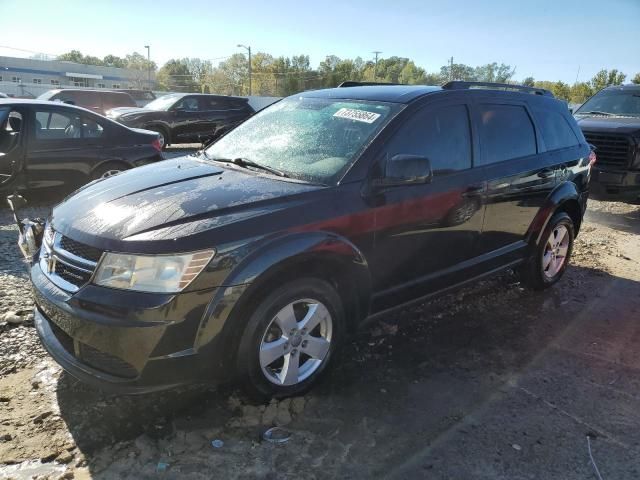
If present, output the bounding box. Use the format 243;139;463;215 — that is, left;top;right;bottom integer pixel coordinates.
368;101;486;311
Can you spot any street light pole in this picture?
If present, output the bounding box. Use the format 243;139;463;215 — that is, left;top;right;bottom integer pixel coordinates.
237;44;252;95
372;51;382;81
144;45;151;89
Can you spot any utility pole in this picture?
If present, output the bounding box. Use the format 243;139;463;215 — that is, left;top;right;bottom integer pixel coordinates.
449;56;454;81
237;44;252;95
144;45;151;89
575;65;581;84
373;51;382;80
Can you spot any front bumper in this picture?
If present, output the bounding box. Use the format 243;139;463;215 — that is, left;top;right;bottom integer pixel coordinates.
590;168;640;201
31;262;224;394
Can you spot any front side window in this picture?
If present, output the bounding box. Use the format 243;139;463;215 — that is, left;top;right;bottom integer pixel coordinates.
145;94;182;111
575;90;640;117
533;109;579;151
206;96;401;184
175;97;199;111
385;104;472;174
477;104;536;165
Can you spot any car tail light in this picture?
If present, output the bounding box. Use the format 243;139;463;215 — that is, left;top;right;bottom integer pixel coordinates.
151;138;163;152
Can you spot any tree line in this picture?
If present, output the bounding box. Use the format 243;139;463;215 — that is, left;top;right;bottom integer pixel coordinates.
54;50;640;102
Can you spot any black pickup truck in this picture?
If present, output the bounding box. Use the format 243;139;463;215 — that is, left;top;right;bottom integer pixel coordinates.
574;84;640;203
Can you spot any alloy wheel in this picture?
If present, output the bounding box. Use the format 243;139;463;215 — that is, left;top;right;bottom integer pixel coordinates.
100;169;121;178
542;224;570;279
259;298;333;386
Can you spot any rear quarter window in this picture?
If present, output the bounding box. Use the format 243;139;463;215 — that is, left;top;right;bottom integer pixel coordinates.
532;109;579;151
477;104;537;165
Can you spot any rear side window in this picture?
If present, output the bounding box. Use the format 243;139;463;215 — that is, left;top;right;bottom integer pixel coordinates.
387;104;472;174
477;104;536;165
199;97;223;110
532;109;579;151
35;110;105;140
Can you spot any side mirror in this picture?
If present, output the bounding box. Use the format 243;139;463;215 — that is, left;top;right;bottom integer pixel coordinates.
373;154;433;188
568;107;574;114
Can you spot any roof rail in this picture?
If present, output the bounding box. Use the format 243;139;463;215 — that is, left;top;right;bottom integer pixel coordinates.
338;81;401;87
442;81;553;97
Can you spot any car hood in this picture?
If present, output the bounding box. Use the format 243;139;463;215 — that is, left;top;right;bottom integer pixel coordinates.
576;115;640;135
107;106;156;117
51;156;322;252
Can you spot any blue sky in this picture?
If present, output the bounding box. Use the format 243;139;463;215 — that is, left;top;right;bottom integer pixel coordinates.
1;0;639;83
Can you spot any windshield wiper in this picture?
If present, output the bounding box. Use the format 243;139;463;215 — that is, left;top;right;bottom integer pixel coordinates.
577;110;614;116
206;157;289;178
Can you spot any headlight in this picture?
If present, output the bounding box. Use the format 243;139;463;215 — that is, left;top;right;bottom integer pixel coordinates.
93;250;215;293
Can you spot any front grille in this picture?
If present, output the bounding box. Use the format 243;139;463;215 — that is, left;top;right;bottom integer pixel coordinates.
583;132;633;168
59;236;103;263
40;229;103;293
54;261;93;287
78;343;138;379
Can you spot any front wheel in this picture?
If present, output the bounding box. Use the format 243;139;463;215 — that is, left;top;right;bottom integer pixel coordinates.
236;278;344;402
521;212;575;290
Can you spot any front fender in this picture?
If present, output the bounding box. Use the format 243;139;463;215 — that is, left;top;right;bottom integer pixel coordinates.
193;231;371;369
526;181;580;247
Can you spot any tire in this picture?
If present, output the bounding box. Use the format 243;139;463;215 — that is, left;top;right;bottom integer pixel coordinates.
236;278;345;402
147;126;169;150
91;162;129;180
521;212;575;290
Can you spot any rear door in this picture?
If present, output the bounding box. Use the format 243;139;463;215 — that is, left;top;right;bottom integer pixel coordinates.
26;107;110;189
472;98;557;261
368;100;486;309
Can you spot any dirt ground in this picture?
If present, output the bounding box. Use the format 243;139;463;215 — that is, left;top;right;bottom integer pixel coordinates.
0;195;639;479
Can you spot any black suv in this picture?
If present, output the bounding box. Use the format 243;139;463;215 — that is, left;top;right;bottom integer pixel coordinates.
16;82;592;400
574;84;640;203
106;93;255;148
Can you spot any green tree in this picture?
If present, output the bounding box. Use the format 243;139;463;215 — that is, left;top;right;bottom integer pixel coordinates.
522;76;535;87
474;62;516;83
103;55;126;68
157;59;198;92
440;63;476;82
57;50;87;63
590;69;626;92
534;81;571;101
632;73;640;84
569;82;593;104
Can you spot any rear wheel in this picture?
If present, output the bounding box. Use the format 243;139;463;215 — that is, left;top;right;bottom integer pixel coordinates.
236;278;344;402
92;162;129;180
521;212;575;290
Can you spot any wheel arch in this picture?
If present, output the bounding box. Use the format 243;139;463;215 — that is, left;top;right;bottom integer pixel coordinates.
142;122;171;143
90;159;132;178
527;181;583;248
195;232;372;376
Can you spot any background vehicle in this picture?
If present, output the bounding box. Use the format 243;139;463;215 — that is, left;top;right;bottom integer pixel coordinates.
38;89;137;115
574;84;640;203
0;99;162;194
116;89;157;107
106;93;255;147
25;82;592;401
0;92;8;98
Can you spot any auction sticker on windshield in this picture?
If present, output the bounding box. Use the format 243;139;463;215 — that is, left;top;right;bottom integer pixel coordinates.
333;108;381;123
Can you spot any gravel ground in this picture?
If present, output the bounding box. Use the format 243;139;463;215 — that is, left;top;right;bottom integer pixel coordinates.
0;197;639;479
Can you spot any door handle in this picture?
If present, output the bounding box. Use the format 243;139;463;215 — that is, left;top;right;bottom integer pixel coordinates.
538;168;555;178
